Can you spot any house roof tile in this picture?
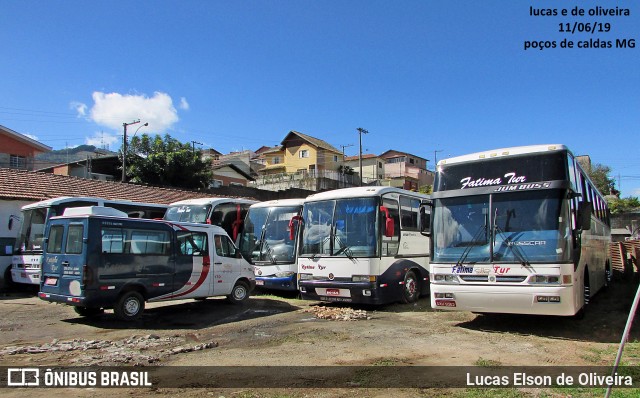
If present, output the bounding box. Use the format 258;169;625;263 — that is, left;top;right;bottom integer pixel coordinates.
0;168;243;205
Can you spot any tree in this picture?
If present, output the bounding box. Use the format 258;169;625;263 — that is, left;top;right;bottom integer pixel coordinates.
608;196;640;215
123;134;213;189
587;163;616;196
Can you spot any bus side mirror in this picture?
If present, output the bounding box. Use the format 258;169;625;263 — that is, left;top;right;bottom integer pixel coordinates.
289;215;302;241
380;206;394;237
419;206;431;236
577;201;592;231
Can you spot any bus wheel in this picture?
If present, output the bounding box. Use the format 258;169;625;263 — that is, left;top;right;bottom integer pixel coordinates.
74;306;104;317
227;281;250;304
114;291;145;321
401;270;420;304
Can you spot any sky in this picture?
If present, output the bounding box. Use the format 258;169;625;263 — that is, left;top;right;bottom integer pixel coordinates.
1;1;638;196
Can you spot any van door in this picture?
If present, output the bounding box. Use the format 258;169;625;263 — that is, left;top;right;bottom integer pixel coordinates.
174;230;212;298
212;234;244;295
41;219;86;298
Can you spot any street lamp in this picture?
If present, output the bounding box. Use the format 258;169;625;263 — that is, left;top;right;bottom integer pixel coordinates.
121;120;147;182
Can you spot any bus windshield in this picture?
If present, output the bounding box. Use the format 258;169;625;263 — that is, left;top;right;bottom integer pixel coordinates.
300;197;378;258
239;205;301;264
164;204;212;223
15;207;48;253
432;190;571;264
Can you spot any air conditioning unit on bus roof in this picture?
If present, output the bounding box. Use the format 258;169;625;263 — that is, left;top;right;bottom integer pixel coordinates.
62;206;129;218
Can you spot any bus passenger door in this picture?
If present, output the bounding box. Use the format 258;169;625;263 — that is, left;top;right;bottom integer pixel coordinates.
212;234;243;295
175;231;212;297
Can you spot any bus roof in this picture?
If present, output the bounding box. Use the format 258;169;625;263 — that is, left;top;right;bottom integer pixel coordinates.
62;206;128;218
249;198;305;208
168;197;258;206
21;196;168;211
438;144;569;167
304;186;429;202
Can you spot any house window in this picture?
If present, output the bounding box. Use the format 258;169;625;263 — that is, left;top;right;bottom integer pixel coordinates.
10;155;26;169
299;150;309;158
230;182;244;187
272;156;281;164
409;158;415;164
378;162;383;168
211;180;223;188
333;155;339;162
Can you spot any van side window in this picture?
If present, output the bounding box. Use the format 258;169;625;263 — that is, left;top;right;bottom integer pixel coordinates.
66;225;84;254
177;232;208;255
399;196;420;231
215;234;236;258
129;230;170;255
47;225;64;254
102;228;124;253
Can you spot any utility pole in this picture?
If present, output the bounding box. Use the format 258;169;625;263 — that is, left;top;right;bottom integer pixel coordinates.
340;144;354;187
121;120;140;182
433;149;443;170
357;128;369;186
191;141;203;153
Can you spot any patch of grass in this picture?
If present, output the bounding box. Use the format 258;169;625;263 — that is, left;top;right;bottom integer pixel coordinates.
473;357;502;368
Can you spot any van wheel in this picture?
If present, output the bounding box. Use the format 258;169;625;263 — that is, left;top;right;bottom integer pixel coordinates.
74;306;104;317
114;291;145;321
401;270;420;304
227;281;250;304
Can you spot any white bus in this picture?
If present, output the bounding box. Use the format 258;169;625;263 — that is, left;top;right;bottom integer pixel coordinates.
163;197;257;242
297;187;430;305
238;199;304;291
11;197;168;285
427;144;611;317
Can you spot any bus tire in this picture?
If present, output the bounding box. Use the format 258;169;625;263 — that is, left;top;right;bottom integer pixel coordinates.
401;270;420;304
74;306;104;317
114;291;145;321
227;281;250;304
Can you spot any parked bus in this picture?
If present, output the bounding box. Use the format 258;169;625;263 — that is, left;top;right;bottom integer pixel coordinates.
297;187;430;305
238;199;304;291
163;197;257;242
39;206;255;320
11;197;168;286
427;144;611;317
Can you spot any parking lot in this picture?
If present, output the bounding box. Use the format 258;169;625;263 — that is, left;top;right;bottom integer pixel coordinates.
1;278;639;397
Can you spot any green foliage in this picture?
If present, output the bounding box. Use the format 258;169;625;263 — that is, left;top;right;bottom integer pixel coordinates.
608;196;640;215
123;133;213;189
419;185;433;194
588;163;616;196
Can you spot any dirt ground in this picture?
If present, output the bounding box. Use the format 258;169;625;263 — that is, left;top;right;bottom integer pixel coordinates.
1;276;639;397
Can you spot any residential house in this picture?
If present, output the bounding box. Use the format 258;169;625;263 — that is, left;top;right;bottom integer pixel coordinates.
380;150;434;191
253;131;354;191
343;154;386;185
0;125;52;171
37;154;120;181
211;163;255;188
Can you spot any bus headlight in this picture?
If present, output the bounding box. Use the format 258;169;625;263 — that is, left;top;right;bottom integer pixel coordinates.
433;274;460;284
275;271;295;278
298;273;313;280
530;275;561;284
353;275;376;282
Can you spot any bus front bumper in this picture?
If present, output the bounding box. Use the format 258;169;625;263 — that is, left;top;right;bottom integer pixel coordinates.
255;274;297;291
298;280;396;305
430;284;578;316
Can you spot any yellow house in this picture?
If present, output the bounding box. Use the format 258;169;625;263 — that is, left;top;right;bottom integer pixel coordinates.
259;130;343;176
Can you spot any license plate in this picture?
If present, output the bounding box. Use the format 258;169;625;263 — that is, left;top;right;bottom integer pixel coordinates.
435;300;456;307
44;277;58;286
256;280;264;286
326;288;340;296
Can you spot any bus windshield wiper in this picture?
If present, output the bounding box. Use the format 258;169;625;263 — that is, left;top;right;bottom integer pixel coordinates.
455;222;488;266
261;239;277;264
333;236;354;260
493;208;530;266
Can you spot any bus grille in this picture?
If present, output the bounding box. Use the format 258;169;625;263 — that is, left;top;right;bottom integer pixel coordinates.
459;275;527;283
